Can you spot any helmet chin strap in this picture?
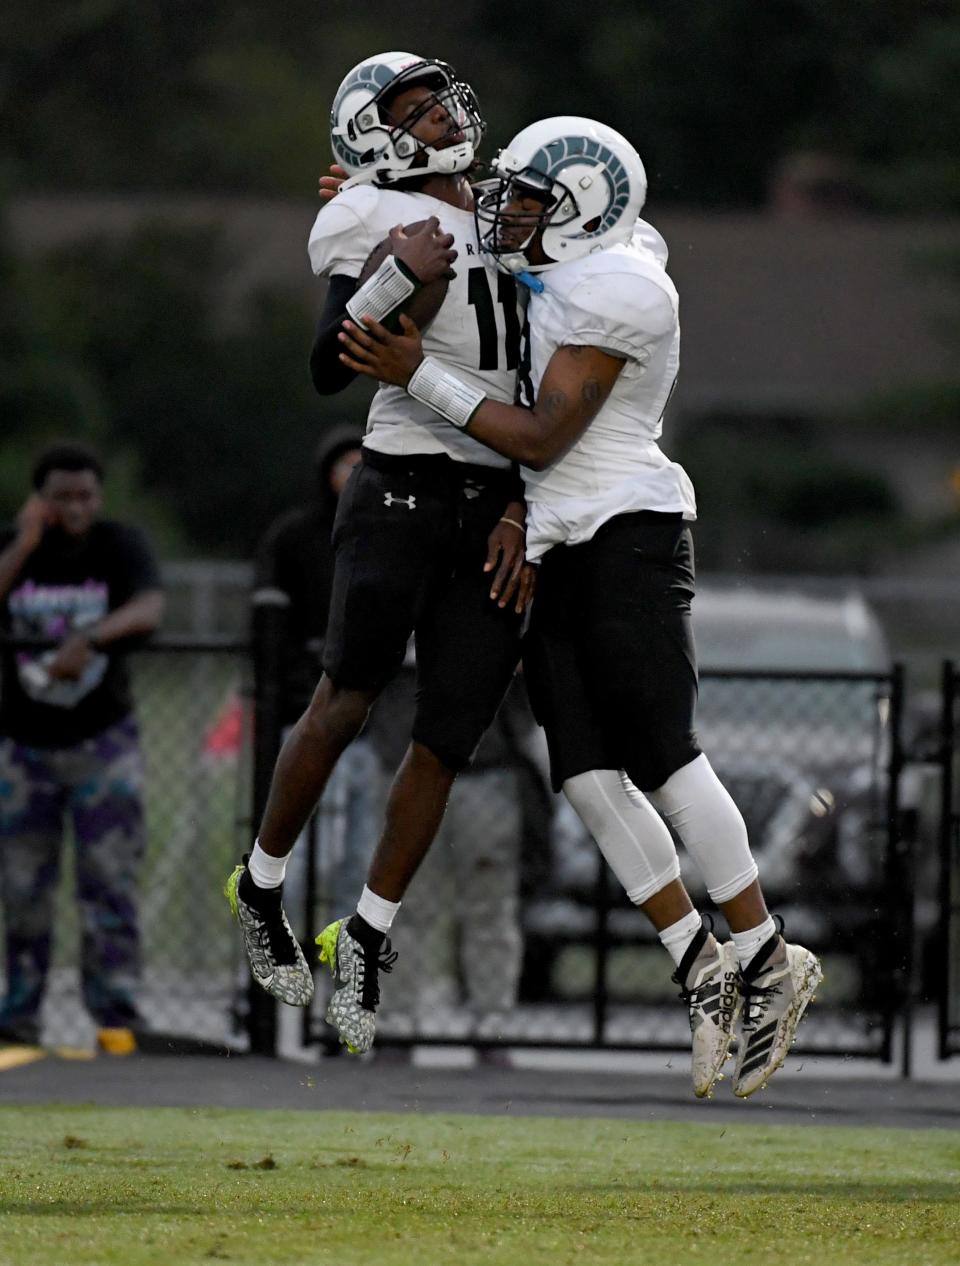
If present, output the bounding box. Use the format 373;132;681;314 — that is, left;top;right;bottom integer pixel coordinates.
496;248;531;275
338;140;475;192
420;140;475;174
493;221;547;278
338;168;383;192
483;247;545;291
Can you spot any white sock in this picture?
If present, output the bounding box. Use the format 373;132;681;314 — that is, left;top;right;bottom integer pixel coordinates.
648;754;758;904
357;885;400;934
248;840;288;889
562;769;680;906
658;910;703;969
732;917;777;970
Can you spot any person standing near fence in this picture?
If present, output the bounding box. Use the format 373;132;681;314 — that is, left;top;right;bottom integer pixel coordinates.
0;442;164;1053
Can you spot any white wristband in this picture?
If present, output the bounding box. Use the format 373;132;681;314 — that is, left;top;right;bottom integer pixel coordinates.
346;255;419;324
408;357;487;430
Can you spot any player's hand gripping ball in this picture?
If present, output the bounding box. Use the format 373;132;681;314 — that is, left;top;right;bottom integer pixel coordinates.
361;218;455;332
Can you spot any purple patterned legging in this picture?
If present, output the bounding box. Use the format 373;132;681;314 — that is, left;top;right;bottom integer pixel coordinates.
0;715;146;1029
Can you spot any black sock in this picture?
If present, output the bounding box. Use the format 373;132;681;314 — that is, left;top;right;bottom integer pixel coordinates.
238;866;281;912
347;913;386;950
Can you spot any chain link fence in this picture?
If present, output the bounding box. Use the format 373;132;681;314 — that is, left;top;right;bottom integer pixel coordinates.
0;639;251;1052
0;619;919;1065
288;661;910;1063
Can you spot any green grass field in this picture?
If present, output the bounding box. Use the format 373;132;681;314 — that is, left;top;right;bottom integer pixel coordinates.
1;1106;957;1266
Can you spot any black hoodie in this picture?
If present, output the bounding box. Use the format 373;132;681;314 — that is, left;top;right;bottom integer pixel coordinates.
254;424;363;722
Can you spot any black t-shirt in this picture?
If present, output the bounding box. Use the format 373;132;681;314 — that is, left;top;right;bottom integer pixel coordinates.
0;519;162;747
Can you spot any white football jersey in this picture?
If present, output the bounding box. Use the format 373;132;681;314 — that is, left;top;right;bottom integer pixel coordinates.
309;186;521;469
522;219;697;560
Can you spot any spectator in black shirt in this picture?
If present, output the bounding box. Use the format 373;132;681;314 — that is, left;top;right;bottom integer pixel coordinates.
0;442;164;1052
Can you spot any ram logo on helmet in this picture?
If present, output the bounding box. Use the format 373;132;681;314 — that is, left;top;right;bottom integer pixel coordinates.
476;116;648;275
526;135;633;239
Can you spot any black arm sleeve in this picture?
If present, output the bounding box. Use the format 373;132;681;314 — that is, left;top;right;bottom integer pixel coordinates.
309;274;361;396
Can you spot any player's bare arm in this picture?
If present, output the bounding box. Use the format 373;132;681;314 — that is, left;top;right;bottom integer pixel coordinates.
334;299;534;610
339;313;626;470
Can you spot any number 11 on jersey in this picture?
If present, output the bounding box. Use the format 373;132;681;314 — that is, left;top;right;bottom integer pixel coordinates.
467;268;521;372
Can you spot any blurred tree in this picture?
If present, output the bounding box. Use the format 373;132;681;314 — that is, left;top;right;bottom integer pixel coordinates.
676;413;904;573
3;2;224;188
4;0;957;208
2;0;956;564
840;12;960;211
0;214;375;554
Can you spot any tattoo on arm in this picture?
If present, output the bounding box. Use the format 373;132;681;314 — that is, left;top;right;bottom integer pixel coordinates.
581;377;602;409
542;389;568;419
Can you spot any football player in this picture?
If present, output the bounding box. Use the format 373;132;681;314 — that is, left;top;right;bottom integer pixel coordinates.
225;52;537;1047
338;116;824;1098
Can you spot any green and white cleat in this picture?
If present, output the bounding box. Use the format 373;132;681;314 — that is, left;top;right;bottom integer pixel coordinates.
317;917;397;1055
733;925;822;1098
672;923;743;1099
224;856;314;1007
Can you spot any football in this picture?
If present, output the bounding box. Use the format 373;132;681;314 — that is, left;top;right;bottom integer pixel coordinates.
402;270;450;333
359;220;451;332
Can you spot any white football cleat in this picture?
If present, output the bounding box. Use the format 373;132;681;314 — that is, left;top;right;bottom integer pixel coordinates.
672;922;743;1098
733;928;822;1098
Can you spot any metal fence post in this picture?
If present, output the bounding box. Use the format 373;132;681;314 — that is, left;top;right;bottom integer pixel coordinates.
248;587;290;1056
939;660;957;1060
302;809;320;1049
885;662;915;1077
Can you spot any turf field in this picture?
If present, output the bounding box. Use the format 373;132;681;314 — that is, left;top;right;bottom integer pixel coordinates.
1;1105;957;1266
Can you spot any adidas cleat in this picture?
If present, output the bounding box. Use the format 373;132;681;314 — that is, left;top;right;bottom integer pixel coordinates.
317;917;397;1054
733;924;822;1098
225;856;314;1007
672;922;742;1098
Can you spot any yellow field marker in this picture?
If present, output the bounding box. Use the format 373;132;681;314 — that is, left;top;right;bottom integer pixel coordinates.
0;1045;48;1071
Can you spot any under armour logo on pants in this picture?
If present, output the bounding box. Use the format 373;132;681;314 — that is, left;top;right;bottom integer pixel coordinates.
383;492;416;509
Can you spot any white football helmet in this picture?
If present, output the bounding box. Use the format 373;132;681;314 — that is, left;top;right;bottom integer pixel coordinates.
475;116;647;273
330;52;484;189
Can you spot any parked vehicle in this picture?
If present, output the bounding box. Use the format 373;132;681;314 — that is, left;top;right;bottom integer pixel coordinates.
521;585;894;1010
